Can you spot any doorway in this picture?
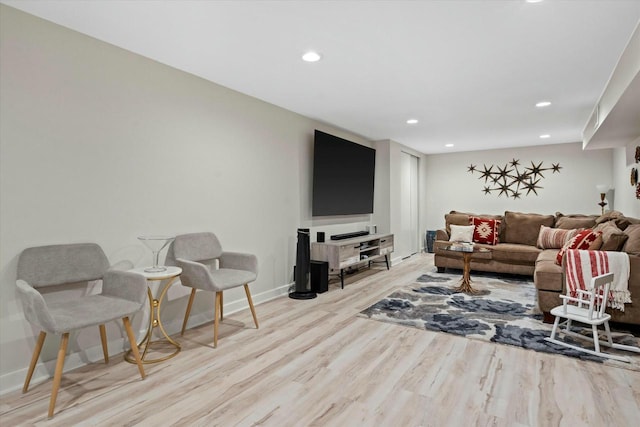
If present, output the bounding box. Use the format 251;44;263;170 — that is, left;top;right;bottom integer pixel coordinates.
397;151;419;259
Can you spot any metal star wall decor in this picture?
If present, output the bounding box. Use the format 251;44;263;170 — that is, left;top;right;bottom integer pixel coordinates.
468;159;561;199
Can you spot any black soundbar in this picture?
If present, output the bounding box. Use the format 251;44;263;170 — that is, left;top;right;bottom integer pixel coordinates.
330;231;370;240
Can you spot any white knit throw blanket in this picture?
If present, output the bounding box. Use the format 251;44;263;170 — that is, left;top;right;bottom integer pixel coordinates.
565;249;631;311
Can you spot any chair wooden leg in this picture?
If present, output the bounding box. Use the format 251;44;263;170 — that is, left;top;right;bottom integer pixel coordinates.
244;284;259;329
213;292;222;348
214;292;222;348
219;291;224;321
99;324;109;363
23;331;46;393
48;333;69;418
181;288;197;336
123;317;145;379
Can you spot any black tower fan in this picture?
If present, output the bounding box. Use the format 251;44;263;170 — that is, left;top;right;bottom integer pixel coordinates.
289;228;317;299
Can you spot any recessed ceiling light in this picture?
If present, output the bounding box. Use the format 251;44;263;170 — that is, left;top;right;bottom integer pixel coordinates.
302;51;321;62
536;101;552;107
526;0;544;3
445;143;454;147
539;134;551;139
406;119;418;124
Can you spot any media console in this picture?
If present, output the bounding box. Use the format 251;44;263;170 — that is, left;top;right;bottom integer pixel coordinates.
311;233;394;289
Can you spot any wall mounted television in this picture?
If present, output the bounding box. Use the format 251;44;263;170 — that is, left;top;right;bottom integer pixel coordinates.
312;130;376;216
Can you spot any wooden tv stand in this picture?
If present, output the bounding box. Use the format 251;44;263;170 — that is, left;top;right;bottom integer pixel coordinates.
311;233;394;289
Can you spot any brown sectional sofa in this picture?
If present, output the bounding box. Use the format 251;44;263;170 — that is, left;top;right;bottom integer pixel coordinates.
434;210;640;326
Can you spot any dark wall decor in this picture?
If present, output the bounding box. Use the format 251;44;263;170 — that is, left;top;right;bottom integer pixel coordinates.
467;159;561;199
635;146;640;200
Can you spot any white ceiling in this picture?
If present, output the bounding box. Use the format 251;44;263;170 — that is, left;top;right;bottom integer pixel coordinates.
3;0;640;154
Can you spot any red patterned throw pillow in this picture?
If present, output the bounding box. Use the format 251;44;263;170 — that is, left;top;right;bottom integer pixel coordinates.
555;229;603;265
469;217;501;245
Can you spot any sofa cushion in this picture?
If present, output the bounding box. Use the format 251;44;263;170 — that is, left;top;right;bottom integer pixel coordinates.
535;249;563;292
554;212;597;229
537;248;561;264
615;218;632;231
490;243;541;264
470;217;501;245
503;211;555;246
536;225;578;249
600;233;629;251
555;229;603;265
626;216;640;226
445;213;472;234
595;210;631;230
622;224;640;255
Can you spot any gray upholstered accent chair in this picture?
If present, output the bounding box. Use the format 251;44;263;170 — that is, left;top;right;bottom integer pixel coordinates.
15;243;148;418
167;232;259;347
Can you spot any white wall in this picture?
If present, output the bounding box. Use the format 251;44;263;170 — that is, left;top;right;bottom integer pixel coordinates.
424;142;615;230
0;6;376;394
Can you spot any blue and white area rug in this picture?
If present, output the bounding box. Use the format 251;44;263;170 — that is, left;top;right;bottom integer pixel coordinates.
359;271;640;371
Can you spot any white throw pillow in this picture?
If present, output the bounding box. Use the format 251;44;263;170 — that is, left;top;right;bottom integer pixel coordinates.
449;225;474;242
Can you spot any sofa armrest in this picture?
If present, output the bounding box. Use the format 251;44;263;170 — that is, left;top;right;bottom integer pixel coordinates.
436;229;449;241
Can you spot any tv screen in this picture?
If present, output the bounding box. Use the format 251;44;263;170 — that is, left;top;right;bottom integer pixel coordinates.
312;130;376;216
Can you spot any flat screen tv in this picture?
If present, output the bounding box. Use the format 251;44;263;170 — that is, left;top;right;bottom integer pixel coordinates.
312;130;376;216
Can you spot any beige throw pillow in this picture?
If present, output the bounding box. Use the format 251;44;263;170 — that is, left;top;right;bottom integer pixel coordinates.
449;225;474;243
536;225;578;249
593;221;623;246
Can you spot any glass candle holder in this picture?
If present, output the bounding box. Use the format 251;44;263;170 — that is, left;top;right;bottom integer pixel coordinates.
138;235;175;272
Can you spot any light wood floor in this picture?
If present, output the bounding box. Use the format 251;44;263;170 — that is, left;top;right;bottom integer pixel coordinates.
2;253;639;426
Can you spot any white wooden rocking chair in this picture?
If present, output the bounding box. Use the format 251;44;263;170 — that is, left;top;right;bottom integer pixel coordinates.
545;272;640;362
